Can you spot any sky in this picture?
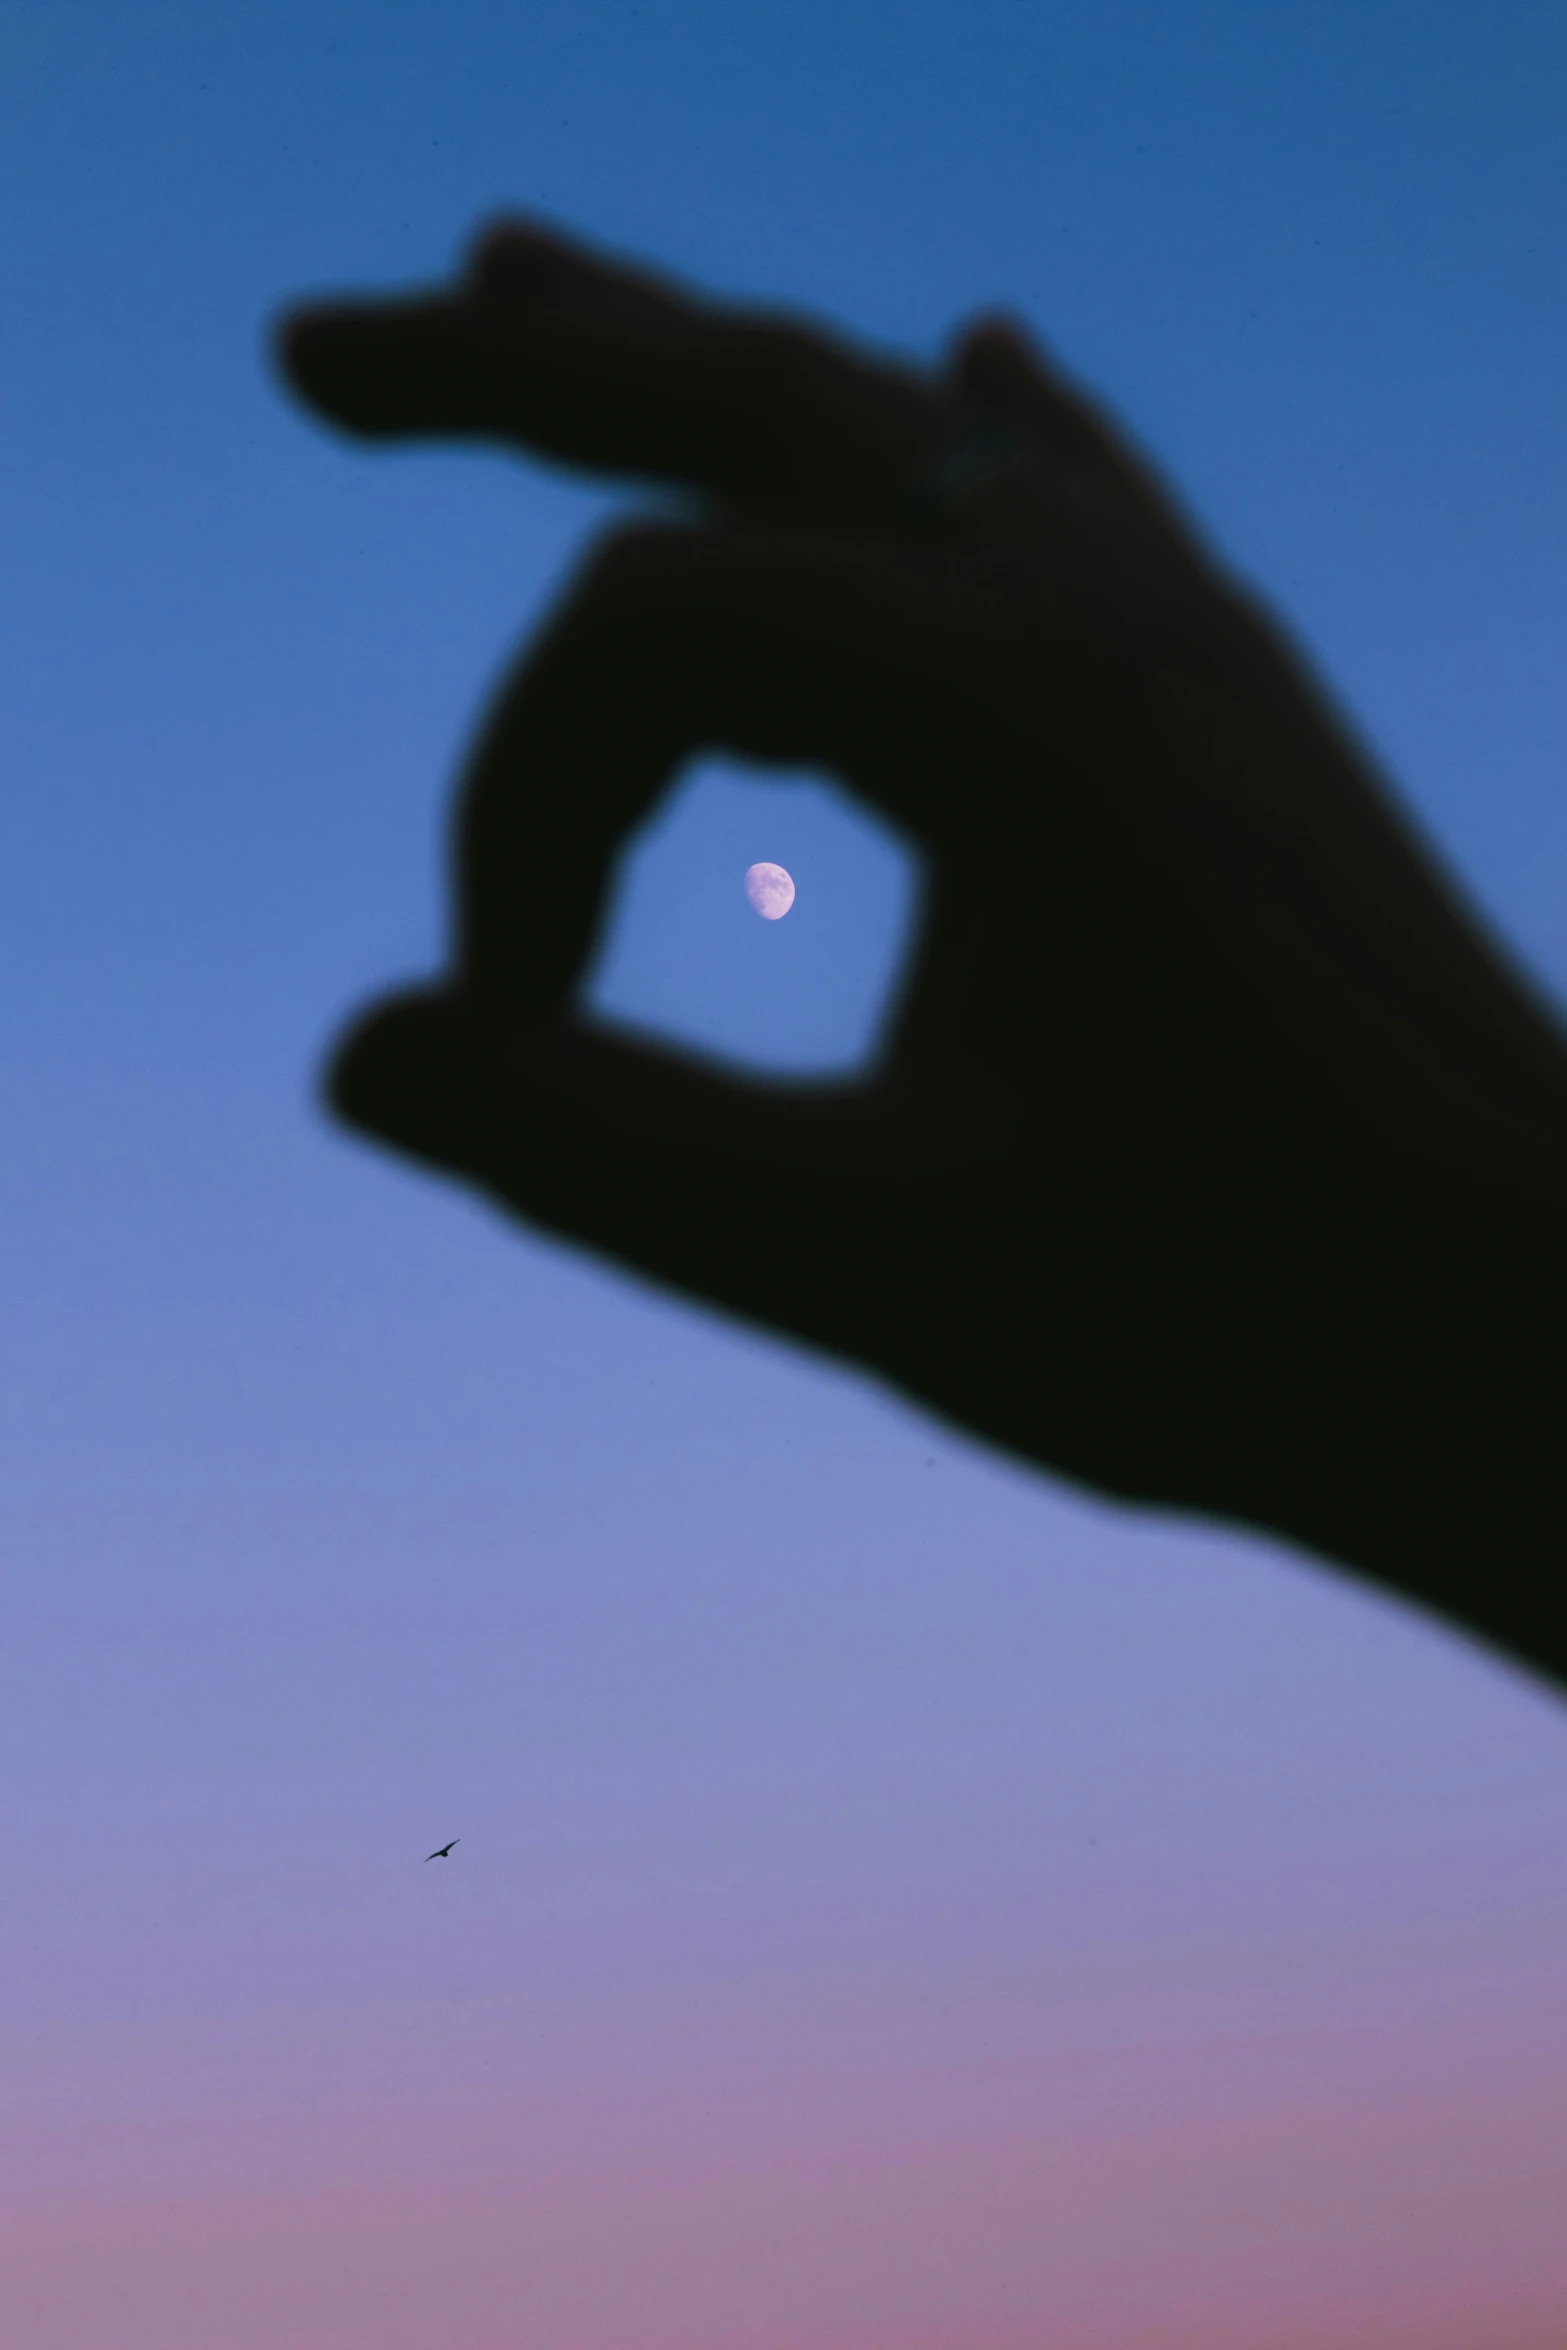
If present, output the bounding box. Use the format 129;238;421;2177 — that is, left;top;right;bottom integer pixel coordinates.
2;4;1567;2346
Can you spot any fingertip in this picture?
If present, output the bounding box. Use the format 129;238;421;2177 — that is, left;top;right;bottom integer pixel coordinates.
270;303;320;392
273;303;377;429
272;304;443;438
324;990;497;1170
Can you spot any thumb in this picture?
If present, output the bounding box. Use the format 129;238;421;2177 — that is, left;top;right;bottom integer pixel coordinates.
324;989;935;1360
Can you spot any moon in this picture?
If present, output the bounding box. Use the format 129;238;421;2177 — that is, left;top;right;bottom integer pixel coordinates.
744;861;796;920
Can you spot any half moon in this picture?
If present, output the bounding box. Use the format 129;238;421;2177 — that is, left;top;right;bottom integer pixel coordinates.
744;862;796;920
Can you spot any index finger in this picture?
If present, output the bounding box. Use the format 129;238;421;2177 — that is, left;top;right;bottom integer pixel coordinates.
277;216;958;513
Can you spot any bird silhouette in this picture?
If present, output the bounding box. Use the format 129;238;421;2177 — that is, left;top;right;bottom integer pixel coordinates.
425;1839;459;1861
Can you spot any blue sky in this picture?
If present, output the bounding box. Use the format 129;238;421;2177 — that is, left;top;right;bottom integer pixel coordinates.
2;6;1567;2345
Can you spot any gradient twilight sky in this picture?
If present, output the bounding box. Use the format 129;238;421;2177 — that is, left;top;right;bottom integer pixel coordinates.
3;5;1567;2346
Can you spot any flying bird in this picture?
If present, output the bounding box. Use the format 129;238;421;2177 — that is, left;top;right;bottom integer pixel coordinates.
425;1839;459;1861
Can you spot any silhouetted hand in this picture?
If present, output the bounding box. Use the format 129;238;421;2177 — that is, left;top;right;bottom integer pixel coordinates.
280;221;1567;1687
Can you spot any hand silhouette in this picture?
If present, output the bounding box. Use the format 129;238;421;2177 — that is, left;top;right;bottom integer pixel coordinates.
280;221;1567;1688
